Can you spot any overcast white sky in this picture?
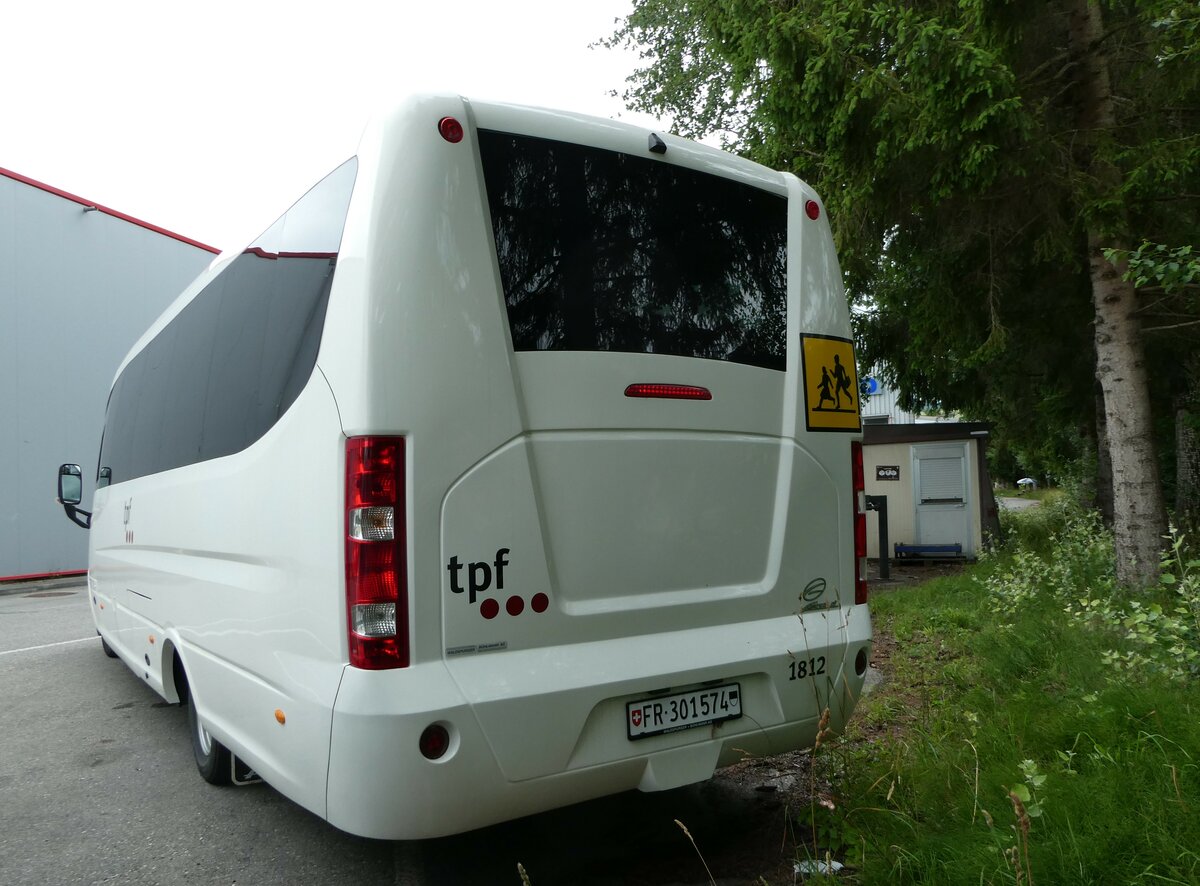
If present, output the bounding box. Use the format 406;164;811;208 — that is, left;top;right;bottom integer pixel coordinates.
2;0;663;251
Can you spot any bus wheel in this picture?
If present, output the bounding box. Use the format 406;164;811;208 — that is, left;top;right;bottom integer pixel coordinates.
188;691;233;786
100;637;118;658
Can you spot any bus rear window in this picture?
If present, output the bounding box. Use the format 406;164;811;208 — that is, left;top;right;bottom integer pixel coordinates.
479;131;787;371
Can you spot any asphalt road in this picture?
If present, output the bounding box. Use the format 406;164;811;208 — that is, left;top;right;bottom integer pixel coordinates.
0;578;795;886
996;495;1041;511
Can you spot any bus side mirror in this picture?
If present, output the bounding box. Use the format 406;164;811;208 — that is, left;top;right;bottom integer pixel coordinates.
56;464;91;529
58;464;83;505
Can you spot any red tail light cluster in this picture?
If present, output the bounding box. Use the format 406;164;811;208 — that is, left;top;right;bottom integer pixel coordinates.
852;441;868;605
345;437;408;669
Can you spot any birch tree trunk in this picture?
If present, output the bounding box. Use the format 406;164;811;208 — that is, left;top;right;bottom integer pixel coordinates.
1089;238;1165;585
1068;0;1167;587
1094;387;1114;525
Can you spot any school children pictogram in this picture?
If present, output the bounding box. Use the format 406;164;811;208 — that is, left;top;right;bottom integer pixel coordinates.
801;335;861;432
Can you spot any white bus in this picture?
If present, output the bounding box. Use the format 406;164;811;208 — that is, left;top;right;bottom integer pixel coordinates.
56;94;872;839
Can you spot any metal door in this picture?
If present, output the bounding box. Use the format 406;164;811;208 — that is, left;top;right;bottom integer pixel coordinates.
913;443;971;555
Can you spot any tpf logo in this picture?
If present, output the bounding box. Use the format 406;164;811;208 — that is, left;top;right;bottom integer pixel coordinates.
123;499;134;544
446;548;551;620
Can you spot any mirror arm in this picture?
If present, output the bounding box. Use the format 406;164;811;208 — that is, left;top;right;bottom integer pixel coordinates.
63;504;92;530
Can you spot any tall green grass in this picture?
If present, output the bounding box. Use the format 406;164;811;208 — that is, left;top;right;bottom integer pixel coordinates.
810;505;1200;884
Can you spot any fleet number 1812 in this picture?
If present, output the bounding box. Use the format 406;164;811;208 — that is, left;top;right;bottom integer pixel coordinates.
789;656;826;680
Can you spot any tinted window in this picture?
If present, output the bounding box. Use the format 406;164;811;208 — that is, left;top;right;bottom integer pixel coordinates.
98;158;357;484
479;131;788;371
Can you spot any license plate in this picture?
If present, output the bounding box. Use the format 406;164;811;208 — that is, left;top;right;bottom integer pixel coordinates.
626;683;742;740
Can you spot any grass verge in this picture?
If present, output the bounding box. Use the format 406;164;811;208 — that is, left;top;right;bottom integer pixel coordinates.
807;522;1200;883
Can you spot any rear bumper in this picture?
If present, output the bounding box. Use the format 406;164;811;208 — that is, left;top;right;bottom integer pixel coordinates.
326;605;871;839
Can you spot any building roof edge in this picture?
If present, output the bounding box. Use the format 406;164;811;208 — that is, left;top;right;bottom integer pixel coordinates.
0;166;220;254
863;421;992;445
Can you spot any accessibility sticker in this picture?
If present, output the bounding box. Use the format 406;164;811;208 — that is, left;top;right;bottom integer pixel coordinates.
801;334;861;432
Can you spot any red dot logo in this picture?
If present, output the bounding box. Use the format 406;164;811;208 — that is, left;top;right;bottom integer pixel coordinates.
480;598;499;619
531;593;549;613
506;596;524;616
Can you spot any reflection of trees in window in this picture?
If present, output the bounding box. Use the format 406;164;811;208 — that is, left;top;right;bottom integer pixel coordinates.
481;131;787;371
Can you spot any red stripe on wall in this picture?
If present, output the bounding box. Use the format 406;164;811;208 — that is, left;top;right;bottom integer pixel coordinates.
0;166;220;254
0;569;87;584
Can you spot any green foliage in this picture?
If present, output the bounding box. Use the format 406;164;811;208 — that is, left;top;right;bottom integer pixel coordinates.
1148;1;1200;64
1010;759;1047;820
985;500;1200;682
1070;525;1200;682
994;491;1078;554
814;553;1200;883
1105;241;1200;295
983;497;1115;611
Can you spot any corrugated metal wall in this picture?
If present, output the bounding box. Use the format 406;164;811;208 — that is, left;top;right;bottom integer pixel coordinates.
860;374;957;425
1;173;216;579
860;380;910;423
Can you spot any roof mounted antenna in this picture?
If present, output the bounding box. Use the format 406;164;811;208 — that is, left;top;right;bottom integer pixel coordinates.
648;133;667;155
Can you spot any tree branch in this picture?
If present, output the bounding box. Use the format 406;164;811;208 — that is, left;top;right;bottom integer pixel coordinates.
1144;319;1200;332
1132;194;1200;203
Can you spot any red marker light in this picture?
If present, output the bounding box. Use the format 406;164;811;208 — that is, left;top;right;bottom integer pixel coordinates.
805;200;821;220
852;441;868;606
624;383;712;401
438;116;464;143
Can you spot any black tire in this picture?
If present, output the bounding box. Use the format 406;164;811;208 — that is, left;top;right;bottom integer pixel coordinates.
187;688;233;786
100;636;118;659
